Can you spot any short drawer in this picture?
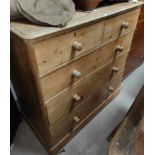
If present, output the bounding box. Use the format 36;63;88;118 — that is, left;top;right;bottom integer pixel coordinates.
48;53;128;144
34;22;104;77
103;9;140;44
40;33;133;101
46;61;112;126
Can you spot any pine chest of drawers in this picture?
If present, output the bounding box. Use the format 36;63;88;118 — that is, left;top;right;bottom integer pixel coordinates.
10;2;143;155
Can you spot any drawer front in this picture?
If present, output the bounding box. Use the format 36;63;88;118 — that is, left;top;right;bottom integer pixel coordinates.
46;61;113;126
41;33;133;101
49;53;128;144
34;22;104;77
103;9;140;44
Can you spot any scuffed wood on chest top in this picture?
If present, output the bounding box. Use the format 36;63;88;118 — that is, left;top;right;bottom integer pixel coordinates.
10;2;143;155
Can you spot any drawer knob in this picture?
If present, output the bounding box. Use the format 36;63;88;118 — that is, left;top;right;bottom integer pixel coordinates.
73;94;82;102
108;87;114;93
73;116;80;123
72;69;81;78
112;67;119;73
116;45;124;52
72;41;83;51
121;22;129;29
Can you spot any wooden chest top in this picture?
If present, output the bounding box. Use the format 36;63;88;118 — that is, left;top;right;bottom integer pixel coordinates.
10;2;143;42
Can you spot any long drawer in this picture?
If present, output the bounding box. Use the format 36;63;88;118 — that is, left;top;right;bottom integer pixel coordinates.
49;53;128;144
40;33;133;101
102;8;140;44
34;22;104;77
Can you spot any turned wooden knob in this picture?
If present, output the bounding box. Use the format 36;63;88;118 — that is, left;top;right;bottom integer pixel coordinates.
108;87;114;93
73;116;80;123
121;22;129;29
112;66;119;73
116;45;124;52
72;41;83;51
72;69;81;78
73;94;82;102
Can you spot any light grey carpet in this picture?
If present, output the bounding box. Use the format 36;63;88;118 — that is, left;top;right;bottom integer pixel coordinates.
10;64;144;155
